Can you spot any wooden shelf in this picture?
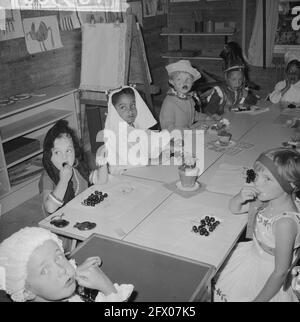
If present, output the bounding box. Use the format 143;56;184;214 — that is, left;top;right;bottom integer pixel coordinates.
161;54;223;61
161;32;235;37
0;85;76;120
0;109;73;143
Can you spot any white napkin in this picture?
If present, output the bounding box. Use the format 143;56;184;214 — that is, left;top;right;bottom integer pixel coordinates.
206;163;246;196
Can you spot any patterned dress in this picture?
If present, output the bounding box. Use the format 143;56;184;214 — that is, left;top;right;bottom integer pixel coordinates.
214;209;300;302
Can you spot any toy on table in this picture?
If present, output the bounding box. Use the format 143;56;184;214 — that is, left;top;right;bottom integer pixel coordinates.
81;190;108;207
73;221;97;231
50;213;70;228
191;215;221;236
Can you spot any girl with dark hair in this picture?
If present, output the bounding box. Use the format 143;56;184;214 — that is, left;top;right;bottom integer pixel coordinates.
39;120;108;215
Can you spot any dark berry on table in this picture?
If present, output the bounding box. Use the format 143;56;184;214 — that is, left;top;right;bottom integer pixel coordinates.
192;226;198;233
199;229;205;235
204;231;209;236
209;227;214;232
205;216;210;221
210;217;215;223
200;219;206;225
215;221;220;225
103;193;108;198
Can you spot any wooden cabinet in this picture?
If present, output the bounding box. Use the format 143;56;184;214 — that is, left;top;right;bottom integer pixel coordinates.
0;86;80;215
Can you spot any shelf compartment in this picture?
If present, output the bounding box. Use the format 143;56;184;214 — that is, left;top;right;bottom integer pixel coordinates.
8;159;43;188
0;109;73;143
6;134;45;169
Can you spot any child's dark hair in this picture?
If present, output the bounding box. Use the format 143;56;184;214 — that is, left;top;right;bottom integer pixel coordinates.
286;60;300;73
111;87;135;107
42;120;90;205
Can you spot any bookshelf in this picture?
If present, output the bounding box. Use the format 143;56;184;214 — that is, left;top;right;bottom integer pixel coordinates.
0;86;80;215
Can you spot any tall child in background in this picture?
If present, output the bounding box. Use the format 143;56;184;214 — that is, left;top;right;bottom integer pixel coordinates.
269;54;300;105
0;227;133;302
204;63;258;117
159;60;209;131
39;120;108;215
214;148;300;302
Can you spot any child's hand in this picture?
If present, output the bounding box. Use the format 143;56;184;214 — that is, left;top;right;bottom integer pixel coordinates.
281;79;291;95
239;184;259;203
75;257;116;295
190;121;209;130
60;164;73;183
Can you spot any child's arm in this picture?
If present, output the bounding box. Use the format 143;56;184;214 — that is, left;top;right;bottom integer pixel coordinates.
253;217;297;302
43;165;73;214
229;185;259;214
269;81;288;104
243;88;258;106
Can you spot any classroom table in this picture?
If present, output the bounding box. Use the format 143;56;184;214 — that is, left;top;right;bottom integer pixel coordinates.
71;234;215;302
123;107;263;184
39;101;298;299
39;175;172;242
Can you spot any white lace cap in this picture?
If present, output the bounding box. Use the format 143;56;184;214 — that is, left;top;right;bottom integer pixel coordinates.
0;227;63;302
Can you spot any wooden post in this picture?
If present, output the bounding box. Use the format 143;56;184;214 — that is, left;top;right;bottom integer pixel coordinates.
263;0;266;69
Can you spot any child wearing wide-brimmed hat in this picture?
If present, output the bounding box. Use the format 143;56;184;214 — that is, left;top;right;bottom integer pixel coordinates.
159;60;210;132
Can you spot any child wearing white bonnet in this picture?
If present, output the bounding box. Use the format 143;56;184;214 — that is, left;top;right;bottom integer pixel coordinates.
0;227;133;302
269;51;300;105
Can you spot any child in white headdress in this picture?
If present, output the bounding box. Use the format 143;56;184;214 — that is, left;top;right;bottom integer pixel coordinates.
160;60;210;131
96;86;173;174
0;227;133;302
269;52;300;105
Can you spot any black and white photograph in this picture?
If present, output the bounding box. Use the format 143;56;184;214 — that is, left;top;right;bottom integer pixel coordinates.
0;0;300;306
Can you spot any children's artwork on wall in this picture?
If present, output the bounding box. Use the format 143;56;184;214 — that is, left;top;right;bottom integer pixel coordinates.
78;11;107;24
23;16;63;54
58;0;81;31
142;0;167;17
143;0;157;17
0;1;24;41
59;10;81;31
156;0;167;15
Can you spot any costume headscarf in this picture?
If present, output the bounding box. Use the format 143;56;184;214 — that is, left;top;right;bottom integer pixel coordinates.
0;227;63;302
96;86;170;171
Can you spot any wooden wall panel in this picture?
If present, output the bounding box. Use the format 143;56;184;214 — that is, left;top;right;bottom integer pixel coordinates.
0;10;81;98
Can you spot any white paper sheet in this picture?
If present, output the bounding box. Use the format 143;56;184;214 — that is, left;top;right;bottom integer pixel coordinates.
23;15;63;54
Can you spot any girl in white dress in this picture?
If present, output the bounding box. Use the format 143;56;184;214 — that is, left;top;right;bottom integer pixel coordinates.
214;148;300;302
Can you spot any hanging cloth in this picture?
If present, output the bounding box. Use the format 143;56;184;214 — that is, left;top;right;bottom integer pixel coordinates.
248;0;279;67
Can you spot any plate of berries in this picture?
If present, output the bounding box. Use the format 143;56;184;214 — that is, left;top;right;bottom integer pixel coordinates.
81;190;108;207
191;215;222;237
